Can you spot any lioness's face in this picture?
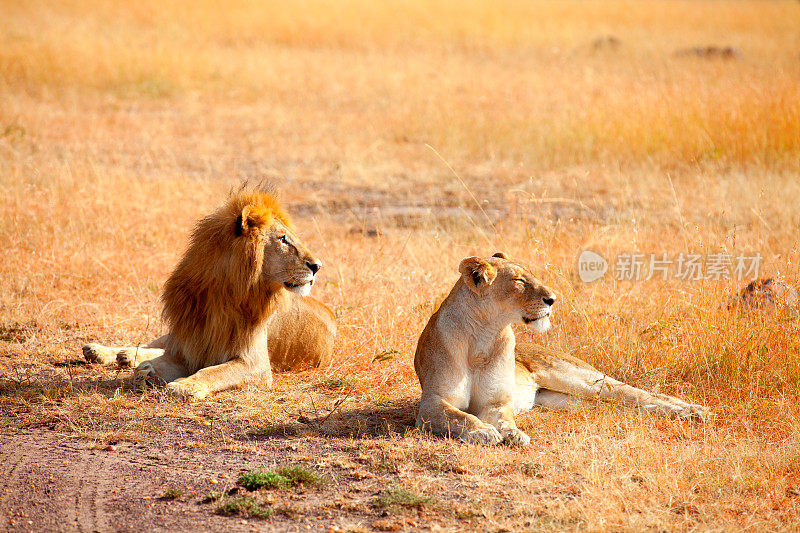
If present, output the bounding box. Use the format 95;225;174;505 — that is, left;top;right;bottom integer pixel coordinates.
459;252;557;333
262;221;322;297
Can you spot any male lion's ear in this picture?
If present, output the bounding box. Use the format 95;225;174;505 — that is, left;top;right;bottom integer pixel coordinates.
235;205;268;236
459;256;497;295
492;251;509;259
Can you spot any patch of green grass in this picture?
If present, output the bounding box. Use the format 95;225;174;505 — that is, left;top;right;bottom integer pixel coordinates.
160;487;185;500
239;469;289;491
238;466;327;491
375;489;435;510
216;496;273;519
202;491;224;503
274;466;327;487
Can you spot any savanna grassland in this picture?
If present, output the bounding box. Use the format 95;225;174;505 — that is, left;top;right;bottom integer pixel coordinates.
2;0;800;531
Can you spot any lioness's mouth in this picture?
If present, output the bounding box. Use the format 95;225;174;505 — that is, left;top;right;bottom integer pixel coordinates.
522;314;549;324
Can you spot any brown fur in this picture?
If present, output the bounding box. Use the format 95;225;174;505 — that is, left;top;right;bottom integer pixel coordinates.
267;295;336;372
82;188;334;399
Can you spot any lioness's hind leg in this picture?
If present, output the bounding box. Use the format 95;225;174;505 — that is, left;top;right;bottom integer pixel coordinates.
534;389;588;410
537;361;707;421
648;392;708;421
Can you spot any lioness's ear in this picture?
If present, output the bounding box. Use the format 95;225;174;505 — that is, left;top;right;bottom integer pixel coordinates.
492;251;509;259
459;256;497;295
235;205;268;236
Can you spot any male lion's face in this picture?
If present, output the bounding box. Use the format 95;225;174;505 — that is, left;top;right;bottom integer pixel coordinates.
459;252;557;333
261;220;322;297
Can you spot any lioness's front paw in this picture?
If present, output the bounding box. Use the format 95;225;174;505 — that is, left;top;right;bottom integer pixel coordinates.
166;379;210;401
463;426;503;445
501;428;531;447
83;343;115;365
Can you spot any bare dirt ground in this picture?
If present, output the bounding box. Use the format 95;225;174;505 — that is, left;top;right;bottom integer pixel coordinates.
1;406;425;533
0;354;562;533
0;356;426;533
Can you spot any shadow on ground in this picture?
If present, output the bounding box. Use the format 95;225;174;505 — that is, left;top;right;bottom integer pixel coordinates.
246;398;418;440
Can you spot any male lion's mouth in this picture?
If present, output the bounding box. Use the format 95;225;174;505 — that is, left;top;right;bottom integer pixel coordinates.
284;279;313;297
284;278;314;290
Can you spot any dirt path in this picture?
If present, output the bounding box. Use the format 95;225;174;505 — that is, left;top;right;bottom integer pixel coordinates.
1;429;245;532
0;404;454;533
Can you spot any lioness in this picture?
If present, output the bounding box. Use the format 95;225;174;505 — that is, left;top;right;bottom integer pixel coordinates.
414;253;707;446
83;188;335;400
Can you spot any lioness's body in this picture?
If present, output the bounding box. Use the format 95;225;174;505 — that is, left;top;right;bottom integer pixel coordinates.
415;253;707;446
83;189;334;399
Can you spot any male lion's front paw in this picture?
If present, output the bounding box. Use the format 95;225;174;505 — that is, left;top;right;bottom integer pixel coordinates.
501;428;531;447
463;426;503;446
166;379;210;401
133;361;164;388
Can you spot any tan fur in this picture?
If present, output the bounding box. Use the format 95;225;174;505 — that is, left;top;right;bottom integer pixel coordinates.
414;252;556;446
414;253;707;446
83;188;335;399
266;295;336;372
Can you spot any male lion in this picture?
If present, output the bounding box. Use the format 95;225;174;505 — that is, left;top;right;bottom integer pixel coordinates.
414;253;707;446
83;188;335;399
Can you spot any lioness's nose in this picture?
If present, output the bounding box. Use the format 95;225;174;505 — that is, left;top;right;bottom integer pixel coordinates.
543;296;556;306
306;261;321;275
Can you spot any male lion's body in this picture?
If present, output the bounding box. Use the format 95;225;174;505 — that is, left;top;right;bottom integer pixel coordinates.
85;294;335;372
83;189;335;399
266;295;336;372
414;253;707;446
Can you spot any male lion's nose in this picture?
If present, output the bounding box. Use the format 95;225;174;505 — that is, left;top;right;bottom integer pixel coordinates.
543;296;556;307
306;261;321;275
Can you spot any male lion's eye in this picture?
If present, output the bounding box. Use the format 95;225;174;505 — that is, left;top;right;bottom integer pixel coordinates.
513;278;525;283
279;235;289;245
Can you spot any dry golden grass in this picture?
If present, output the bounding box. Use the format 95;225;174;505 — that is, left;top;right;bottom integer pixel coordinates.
2;0;800;530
